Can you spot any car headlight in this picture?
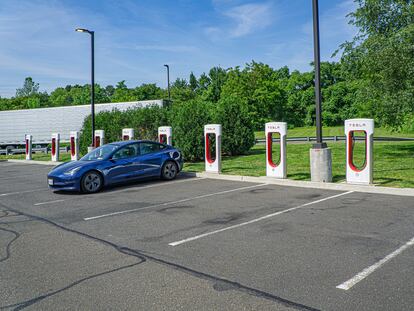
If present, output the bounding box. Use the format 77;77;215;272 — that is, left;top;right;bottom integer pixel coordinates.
63;166;81;176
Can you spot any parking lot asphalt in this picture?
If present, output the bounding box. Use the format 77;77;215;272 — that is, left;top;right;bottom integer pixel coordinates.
1;161;414;311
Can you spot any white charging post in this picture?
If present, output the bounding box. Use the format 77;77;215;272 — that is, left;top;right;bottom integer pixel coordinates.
204;124;222;173
345;119;374;185
25;134;32;160
51;133;60;162
70;131;80;161
122;128;134;141
158;126;172;145
94;130;105;148
265;122;287;179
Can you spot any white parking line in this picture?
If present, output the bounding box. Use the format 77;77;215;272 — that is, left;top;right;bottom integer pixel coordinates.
103;177;206;196
34;199;65;206
84;183;268;221
336;235;414;290
169;191;354;246
32;177;204;206
0;189;46;197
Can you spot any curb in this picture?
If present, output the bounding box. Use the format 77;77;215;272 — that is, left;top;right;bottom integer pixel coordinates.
194;172;414;197
6;159;62;166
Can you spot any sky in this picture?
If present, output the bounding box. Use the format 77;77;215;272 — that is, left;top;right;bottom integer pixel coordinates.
0;0;357;98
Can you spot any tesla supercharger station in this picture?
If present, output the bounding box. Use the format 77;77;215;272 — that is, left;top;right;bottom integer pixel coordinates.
345;119;374;185
70;131;80;161
122;128;134;141
265;122;287;179
51;133;60;162
94;130;105;148
204;124;222;173
158;126;172;145
25;134;32;160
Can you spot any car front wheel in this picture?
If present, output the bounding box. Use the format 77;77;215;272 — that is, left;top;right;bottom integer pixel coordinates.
161;161;178;180
81;171;103;193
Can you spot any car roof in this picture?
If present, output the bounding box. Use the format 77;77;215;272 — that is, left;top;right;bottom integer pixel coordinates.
109;140;164;147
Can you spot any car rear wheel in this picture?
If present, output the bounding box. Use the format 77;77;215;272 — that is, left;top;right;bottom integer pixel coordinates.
81;171;103;193
161;161;178;180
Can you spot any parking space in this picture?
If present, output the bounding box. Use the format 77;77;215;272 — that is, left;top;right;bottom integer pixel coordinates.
1;162;414;310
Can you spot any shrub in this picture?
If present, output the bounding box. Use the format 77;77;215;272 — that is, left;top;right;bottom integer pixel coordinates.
215;95;255;156
79;106;170;154
171;99;213;161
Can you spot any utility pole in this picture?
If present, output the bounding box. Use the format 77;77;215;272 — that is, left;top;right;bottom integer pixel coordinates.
309;0;332;182
164;64;170;102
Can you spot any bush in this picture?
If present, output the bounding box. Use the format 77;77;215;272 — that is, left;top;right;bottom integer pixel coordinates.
79;106;170;154
215;96;255;156
171;99;213;161
78;98;256;161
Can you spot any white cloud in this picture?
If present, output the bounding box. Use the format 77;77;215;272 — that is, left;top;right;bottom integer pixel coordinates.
206;1;274;39
225;3;273;37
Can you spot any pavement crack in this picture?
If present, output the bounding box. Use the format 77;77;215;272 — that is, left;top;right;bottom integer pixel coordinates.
1;261;145;311
1;204;320;311
0;227;20;263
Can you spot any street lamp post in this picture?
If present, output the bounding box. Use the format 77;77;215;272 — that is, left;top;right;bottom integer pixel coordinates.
164;64;170;102
310;0;332;182
312;0;326;149
76;28;95;148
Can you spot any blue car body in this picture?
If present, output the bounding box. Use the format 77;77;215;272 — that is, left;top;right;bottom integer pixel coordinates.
47;140;183;192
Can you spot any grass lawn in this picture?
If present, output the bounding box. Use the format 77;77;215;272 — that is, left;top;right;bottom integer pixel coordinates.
2;141;413;188
184;141;414;188
0;153;72;162
255;126;414;139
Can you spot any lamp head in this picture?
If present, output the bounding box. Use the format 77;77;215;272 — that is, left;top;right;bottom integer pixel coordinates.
76;28;93;34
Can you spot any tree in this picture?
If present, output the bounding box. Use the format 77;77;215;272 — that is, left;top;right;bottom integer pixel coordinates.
49;87;73;106
339;0;414;129
16;77;40;97
111;81;135;102
189;72;198;92
134;83;164;100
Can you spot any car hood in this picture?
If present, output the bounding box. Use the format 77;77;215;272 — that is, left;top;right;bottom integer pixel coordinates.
50;160;101;175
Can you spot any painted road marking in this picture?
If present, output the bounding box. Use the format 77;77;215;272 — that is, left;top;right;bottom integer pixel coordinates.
336;235;414;290
84;183;268;221
169;191;354;246
103;177;206;196
34;199;65;206
0;189;46;197
33;177;205;206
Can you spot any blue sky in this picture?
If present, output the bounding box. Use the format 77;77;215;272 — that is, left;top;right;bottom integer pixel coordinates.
0;0;357;97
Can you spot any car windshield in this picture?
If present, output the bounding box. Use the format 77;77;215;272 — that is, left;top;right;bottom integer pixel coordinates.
80;144;119;161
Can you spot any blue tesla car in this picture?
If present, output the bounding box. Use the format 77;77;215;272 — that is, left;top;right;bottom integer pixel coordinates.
47;140;183;193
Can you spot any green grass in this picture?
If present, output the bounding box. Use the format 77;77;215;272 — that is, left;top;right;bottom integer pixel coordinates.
184;141;414;188
0;153;72;162
254;126;414;139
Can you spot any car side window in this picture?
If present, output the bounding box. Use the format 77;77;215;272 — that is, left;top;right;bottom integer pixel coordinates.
112;144;140;159
139;142;164;155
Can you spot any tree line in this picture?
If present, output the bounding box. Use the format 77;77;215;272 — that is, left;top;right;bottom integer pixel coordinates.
1;0;413;132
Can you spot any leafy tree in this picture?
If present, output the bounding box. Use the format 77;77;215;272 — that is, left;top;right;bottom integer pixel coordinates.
111;81;135;102
189;72;198;92
16;77;40;97
26;97;41;109
49;87;73;106
134;83;164;101
339;0;414;129
170;78;196;102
